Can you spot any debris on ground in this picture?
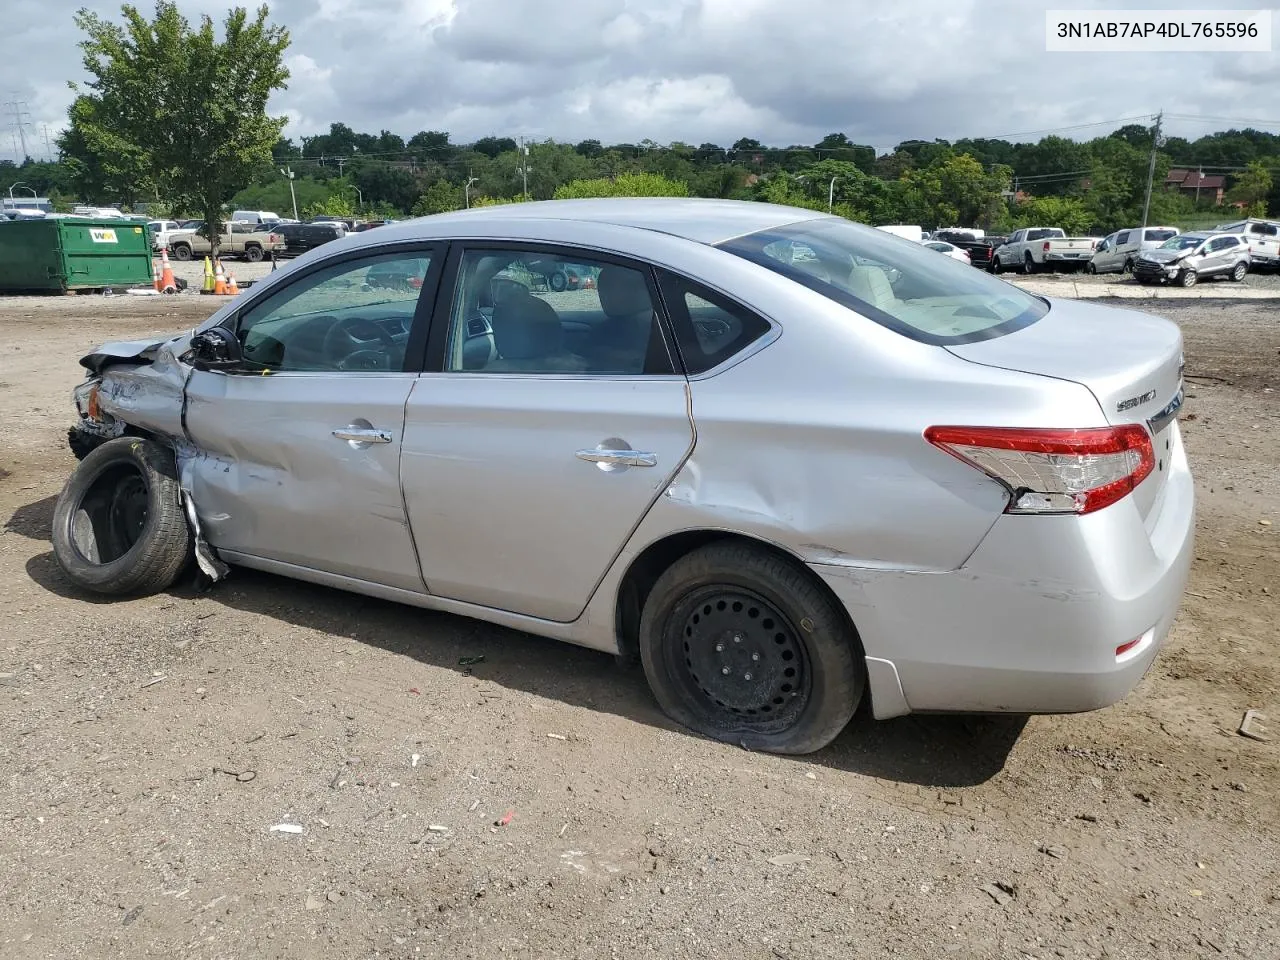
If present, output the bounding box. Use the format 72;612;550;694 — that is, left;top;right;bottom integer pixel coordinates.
268;823;304;834
978;881;1017;905
1038;843;1067;859
459;656;486;667
495;810;514;827
766;853;810;867
547;733;568;741
1239;709;1271;742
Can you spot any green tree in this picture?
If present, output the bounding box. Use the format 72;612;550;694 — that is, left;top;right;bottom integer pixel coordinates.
303;192;355;218
1003;195;1093;235
1227;160;1272;216
67;1;290;251
411;179;462;216
553;171;689;199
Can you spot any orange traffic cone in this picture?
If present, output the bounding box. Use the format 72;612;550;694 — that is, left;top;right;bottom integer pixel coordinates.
226;273;239;296
152;256;161;291
212;258;227;295
157;246;177;294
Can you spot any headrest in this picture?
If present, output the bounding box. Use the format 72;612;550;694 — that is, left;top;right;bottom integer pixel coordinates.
490;289;562;360
597;266;652;319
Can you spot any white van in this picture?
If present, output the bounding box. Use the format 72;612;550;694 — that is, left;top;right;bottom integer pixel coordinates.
1088;225;1180;274
875;224;925;243
231;210;280;225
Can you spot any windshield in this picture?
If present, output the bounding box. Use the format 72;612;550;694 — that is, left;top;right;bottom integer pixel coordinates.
1161;235;1203;250
717;217;1048;345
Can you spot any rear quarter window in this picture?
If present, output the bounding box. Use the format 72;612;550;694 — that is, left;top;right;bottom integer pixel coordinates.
655;270;772;374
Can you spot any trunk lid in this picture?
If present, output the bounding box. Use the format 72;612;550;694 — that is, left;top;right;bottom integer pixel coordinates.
945;297;1183;519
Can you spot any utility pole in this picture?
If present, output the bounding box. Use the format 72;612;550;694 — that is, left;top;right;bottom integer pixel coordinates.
42;123;53;161
1141;110;1163;230
518;137;530;197
280;166;298;220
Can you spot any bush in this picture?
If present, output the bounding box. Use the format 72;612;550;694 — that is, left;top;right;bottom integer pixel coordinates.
553;172;689;199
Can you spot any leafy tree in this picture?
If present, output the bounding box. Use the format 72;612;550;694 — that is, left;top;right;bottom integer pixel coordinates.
553;172;689;199
68;1;289;250
351;162;421;211
303;192;355;218
411;180;462;216
1003;195;1093;235
1227;160;1272;215
472;136;518;158
407;130;453;162
574;139;604;158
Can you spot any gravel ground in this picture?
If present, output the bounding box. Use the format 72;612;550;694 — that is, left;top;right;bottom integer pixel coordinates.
0;293;1277;959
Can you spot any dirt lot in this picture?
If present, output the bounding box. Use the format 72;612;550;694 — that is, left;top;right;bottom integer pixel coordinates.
0;292;1276;960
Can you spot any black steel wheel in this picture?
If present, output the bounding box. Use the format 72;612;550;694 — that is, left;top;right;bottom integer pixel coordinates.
51;437;192;596
549;271;568;292
639;541;864;754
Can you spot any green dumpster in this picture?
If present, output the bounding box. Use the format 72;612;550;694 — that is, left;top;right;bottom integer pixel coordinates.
0;217;155;293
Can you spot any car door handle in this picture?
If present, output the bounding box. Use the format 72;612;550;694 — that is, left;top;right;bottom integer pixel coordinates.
333;427;393;444
575;448;657;467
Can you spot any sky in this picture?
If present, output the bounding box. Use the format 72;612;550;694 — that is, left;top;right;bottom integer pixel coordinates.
3;0;1280;163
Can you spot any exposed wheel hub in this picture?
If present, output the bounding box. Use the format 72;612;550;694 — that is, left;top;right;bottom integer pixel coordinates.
678;589;805;718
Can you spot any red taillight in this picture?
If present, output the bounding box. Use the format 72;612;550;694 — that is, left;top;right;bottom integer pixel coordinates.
1042;241;1051;252
924;425;1155;515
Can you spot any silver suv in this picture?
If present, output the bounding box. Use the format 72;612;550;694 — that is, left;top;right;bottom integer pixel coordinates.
1133;231;1250;287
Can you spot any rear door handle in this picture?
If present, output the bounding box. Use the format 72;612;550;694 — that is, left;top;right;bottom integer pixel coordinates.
576;448;657;467
333;427;393;444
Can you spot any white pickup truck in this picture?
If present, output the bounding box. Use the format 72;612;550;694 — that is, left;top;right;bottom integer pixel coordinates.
990;227;1098;274
1216;217;1280;270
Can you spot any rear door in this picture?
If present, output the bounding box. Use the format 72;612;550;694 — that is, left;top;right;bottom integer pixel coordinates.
184;243;442;592
400;243;695;622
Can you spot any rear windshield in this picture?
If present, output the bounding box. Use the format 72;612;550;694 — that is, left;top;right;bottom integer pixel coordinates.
1145;229;1177;242
717;217;1049;345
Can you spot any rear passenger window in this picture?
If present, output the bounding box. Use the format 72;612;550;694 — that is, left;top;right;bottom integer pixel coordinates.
656;271;772;375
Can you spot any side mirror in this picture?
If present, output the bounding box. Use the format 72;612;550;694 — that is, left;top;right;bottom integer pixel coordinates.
185;326;244;372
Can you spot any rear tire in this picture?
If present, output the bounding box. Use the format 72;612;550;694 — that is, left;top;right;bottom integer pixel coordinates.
638;541;865;755
1123;258;1135;275
171;244;192;261
1231;261;1248;282
1085;263;1096;274
1023;254;1036;274
244;244;264;263
549;271;568;292
51;437;192;596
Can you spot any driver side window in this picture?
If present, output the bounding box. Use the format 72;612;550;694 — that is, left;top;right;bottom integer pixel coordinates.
237;249;433;372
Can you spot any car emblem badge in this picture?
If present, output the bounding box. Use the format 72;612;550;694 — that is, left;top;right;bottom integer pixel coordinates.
1117;389;1157;413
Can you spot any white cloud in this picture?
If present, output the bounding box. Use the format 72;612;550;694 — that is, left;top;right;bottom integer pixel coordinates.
3;0;1279;163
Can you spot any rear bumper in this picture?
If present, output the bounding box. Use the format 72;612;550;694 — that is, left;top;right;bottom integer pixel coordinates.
814;422;1195;719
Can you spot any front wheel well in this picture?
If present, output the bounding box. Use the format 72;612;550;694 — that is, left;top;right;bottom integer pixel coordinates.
614;531;863;665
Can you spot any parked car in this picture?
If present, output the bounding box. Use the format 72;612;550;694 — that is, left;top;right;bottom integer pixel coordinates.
166;223;287;262
920;239;972;264
232;209;281;226
272;221;345;256
991;227;1098;273
1087;226;1180;275
931;231;1006;269
1214;217;1280;270
53;198;1192;755
1133;231;1251;286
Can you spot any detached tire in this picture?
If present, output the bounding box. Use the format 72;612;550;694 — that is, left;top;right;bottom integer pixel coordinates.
52;437;192;596
638;541;865;754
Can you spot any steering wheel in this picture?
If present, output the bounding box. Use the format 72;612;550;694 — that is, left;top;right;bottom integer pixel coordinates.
321;315;396;368
693;317;732;341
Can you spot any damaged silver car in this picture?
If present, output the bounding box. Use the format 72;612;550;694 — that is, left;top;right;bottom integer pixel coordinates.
54;198;1194;754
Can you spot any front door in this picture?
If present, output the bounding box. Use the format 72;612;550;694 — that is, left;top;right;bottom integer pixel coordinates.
401;244;695;622
184;244;442;593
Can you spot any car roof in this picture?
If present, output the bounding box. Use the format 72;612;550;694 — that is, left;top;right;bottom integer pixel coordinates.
352;198;833;247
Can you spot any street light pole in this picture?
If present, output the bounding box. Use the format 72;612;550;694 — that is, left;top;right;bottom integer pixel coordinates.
828;176;840;213
280;167;298;220
465;174;478;208
353;185;363;211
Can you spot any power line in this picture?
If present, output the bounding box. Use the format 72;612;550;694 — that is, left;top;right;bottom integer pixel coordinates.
1165;113;1280;128
950;114;1159;144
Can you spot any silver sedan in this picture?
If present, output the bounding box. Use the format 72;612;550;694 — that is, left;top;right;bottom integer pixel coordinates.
54;198;1194;754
